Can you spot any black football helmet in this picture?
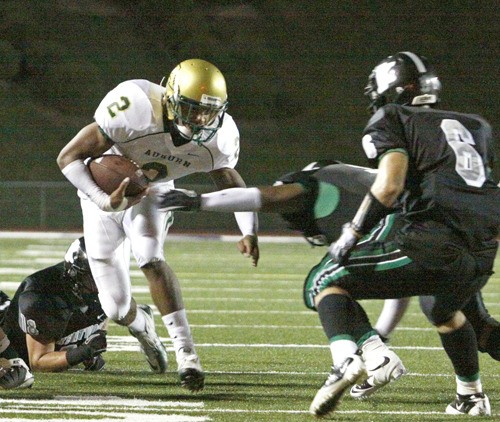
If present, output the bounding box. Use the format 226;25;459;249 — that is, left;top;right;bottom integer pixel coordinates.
365;51;442;114
63;237;97;304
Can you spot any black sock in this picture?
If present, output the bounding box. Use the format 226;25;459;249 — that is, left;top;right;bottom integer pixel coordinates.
351;301;373;341
439;320;479;378
317;294;372;340
0;344;19;360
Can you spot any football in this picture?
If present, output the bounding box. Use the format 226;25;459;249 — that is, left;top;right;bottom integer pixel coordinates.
88;154;148;196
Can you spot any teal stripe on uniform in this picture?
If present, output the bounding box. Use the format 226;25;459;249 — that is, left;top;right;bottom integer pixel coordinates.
374;256;412;271
329;334;356;344
457;372;480;382
357;330;378;347
314;182;340;219
374;213;397;241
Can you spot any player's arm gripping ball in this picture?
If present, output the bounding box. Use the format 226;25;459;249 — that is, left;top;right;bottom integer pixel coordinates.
66;330;107;367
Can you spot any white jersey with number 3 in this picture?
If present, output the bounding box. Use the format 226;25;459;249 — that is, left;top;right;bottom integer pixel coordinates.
93;79;240;187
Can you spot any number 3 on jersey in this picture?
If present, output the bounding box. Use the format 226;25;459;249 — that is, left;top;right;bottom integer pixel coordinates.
440;119;486;187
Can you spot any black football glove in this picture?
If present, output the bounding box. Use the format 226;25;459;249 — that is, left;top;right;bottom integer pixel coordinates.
158;189;201;211
83;354;106;371
66;329;107;367
84;329;107;355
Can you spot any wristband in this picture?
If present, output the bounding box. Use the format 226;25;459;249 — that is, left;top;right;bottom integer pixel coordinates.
62;160;128;212
66;345;93;366
235;212;258;237
351;191;392;235
62;160;110;210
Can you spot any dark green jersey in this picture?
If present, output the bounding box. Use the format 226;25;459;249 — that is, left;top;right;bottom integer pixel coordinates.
276;163;380;244
2;262;105;366
363;104;500;248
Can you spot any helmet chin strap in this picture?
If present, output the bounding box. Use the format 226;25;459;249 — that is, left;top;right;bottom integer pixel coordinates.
176;123;195;139
172;115;224;145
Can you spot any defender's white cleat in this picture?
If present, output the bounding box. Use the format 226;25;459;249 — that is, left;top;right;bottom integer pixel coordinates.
128;304;168;374
0;358;34;389
446;393;491;416
350;337;406;399
177;347;204;392
310;353;365;417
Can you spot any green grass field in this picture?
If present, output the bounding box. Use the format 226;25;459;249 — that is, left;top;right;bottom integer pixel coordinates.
0;233;498;421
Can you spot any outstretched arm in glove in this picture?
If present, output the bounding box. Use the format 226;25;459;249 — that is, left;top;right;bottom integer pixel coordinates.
27;329;107;372
158;182;307;267
158;183;307;213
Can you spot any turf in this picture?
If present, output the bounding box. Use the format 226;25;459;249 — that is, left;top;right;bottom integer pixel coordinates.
0;234;498;421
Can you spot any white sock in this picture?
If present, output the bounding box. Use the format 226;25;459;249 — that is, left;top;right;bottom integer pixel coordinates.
360;335;394;367
360;335;387;354
161;309;195;359
127;306;147;332
329;339;358;365
456;376;483;396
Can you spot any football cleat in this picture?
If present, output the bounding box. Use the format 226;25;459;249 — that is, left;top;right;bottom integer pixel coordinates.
350;348;406;399
177;347;205;392
446;393;491;416
0;358;34;389
309;353;365;417
128;304;168;374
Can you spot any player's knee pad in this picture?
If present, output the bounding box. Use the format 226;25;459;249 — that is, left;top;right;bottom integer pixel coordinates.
140;258;165;271
89;257;132;322
128;230;165;268
134;250;165;268
98;292;132;322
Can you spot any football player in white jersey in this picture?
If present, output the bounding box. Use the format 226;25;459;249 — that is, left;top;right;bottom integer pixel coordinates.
57;59;259;392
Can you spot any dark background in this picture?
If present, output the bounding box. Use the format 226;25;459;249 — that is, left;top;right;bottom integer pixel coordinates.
1;0;499;232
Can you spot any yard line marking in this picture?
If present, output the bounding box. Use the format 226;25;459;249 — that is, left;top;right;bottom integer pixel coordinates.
180;286;302;292
3;395;498;420
194;370;461;377
188;324;436;331
0;231;83;239
0;231;305;243
0;268;42;275
1;411;208;422
107;336;448;351
0;397;204;408
186;296;299;302
190;309;315;314
4;408;489;417
0;396;209;422
107;334;500;364
179;408;500;417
